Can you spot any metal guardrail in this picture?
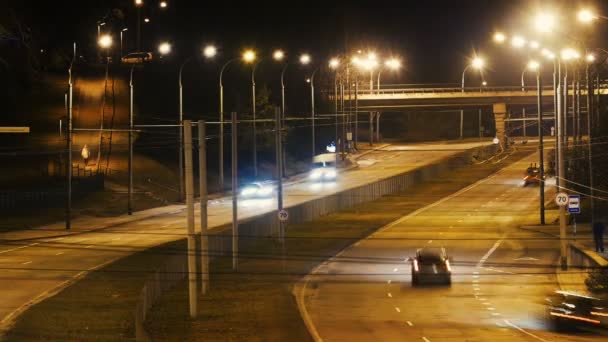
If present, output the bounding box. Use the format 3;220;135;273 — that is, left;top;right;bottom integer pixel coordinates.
353;85;555;96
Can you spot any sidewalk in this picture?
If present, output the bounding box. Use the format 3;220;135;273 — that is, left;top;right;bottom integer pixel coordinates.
521;221;608;296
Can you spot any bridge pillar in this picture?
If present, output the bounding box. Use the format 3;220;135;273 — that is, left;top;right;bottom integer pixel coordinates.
493;103;507;149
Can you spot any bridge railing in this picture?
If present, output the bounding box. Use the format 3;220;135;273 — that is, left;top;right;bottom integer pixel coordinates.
352;85;555;96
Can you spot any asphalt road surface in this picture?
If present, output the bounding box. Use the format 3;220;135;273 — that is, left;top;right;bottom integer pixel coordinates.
0;141;488;334
300;152;608;342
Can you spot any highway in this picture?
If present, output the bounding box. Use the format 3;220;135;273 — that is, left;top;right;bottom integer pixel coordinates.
0;140;488;334
299;152;607;341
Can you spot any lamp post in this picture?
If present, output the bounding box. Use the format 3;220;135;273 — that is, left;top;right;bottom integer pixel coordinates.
377;58;401;93
218;58;237;190
461;57;484;139
178;56;195;202
585;53;597;228
134;0;143;51
308;66;320;158
120;28;128;58
528;60;546;224
329;58;340;163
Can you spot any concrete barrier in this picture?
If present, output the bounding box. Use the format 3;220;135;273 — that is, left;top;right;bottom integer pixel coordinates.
569;242;608;269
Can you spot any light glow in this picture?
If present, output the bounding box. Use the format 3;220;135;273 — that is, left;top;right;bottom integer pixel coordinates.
471;57;484;69
527;60;540;71
203;45;217;58
98;34;112;49
561;48;580;61
529;41;540;49
586;53;596;63
534;13;556;33
273;49;285;61
493;32;506;43
578;9;597;23
329;58;340;69
158;42;171;55
135;0;143;6
160;1;167;8
300;54;311;65
511;36;526;48
242;50;256;63
385;58;401;70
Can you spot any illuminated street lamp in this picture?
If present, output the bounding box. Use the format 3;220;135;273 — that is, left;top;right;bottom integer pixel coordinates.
377;58;401;92
329;57;340;158
120;28;128;58
329;58;340;69
273;49;285;61
300;53;311;65
529;40;540;50
203;45;217;58
241;49;261;178
521;60;540;91
586;53;596;63
462;56;484;92
561;48;580;61
158;42;171;55
98;34;112;49
493;32;506;43
511;36;526;48
160;1;168;8
577;8;608;23
144;18;150;23
534;13;556;33
135;0;143;51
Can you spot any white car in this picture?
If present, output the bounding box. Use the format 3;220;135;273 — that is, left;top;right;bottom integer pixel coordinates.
309;167;337;182
240;182;273;199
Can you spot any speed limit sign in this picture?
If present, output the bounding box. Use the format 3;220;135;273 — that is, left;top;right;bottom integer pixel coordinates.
555;192;568;207
278;209;289;222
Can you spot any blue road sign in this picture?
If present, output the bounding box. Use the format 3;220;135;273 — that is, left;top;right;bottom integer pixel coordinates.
568;195;581;214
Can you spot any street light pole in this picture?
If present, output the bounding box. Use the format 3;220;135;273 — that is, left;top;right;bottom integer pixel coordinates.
231;112;238;271
251;62;258;178
65;43;75;230
586;64;595;227
310;67;319;158
219;58;237;191
536;69;545;225
461;65;471;140
557;64;568;269
178;58;194;202
128;66;135;215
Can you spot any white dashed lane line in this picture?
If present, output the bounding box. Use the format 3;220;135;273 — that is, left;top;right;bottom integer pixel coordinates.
55;252;64;256
422;337;431;342
395;307;401;313
21;261;32;265
406;321;414;326
0;242;39;255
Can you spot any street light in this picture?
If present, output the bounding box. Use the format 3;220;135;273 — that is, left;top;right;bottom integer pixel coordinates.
158;42;171;55
243;49;256;63
521;60;540;91
329;57;340;161
203;45;217;58
135;0;143;51
300;53;311;65
160;1;168;8
377;58;401;92
534;13;556;33
561;48;580;61
120;28;128;58
529;40;540;50
577;8;607;23
242;49;259;177
460;56;484;140
273;49;285;61
98;34;113;49
511;35;526;48
586;53;596;63
493;32;506;43
135;0;143;4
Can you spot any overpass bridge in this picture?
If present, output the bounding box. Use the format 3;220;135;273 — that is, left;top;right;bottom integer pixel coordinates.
332;84;606;148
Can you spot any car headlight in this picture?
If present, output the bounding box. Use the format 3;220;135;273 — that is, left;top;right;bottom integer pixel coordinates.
310;170;322;179
258;186;273;195
241;187;257;196
324;170;337;179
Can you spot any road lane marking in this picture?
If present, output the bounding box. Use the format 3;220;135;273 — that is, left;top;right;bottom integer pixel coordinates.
406;321;413;326
422;337;431;342
21;261;31;265
427;240;433;244
111;237;121;241
393;268;398;272
487;307;495;311
395;307;401;313
476;238;504;268
504;319;549;342
482;267;515;275
387;280;392;284
492;312;501;316
0;242;39;255
85;245;94;249
387;293;392;298
55;252;64;256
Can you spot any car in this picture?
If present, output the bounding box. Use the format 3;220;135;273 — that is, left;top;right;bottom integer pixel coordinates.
523;164;544;187
545;291;608;331
121;52;153;64
410;247;452;286
310;153;337;182
240;182;273;199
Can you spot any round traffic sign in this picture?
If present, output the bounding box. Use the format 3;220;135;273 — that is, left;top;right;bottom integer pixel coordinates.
278;209;289;222
555;192;568;207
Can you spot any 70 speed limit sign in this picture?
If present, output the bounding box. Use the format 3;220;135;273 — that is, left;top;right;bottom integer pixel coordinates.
555;192;569;207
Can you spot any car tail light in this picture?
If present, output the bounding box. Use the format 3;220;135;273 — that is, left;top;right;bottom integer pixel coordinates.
445;260;452;272
413;259;419;272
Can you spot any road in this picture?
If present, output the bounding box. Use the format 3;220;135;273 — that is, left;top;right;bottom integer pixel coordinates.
0;140;489;334
299;151;608;341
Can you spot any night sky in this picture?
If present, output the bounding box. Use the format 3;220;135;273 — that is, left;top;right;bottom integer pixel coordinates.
8;0;608;85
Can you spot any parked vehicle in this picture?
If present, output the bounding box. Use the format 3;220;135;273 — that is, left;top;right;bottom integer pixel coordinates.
121;52;153;64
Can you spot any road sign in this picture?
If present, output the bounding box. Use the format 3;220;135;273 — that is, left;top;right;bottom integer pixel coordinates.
278;209;289;222
568;195;581;214
555;192;568;207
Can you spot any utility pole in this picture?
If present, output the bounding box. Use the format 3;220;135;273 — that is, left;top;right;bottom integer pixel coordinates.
252;64;258;178
128;67;135;215
557;71;568;270
231;112;239;271
354;75;358;150
586;66;595;228
537;70;545;225
183;120;198;318
65;44;75;230
198;120;209;295
275;107;285;264
460;110;464;139
478;108;482;139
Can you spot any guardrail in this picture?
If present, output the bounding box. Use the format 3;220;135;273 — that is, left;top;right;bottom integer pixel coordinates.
354;85;555;96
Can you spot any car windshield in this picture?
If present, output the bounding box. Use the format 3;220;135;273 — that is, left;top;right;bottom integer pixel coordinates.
418;248;444;263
